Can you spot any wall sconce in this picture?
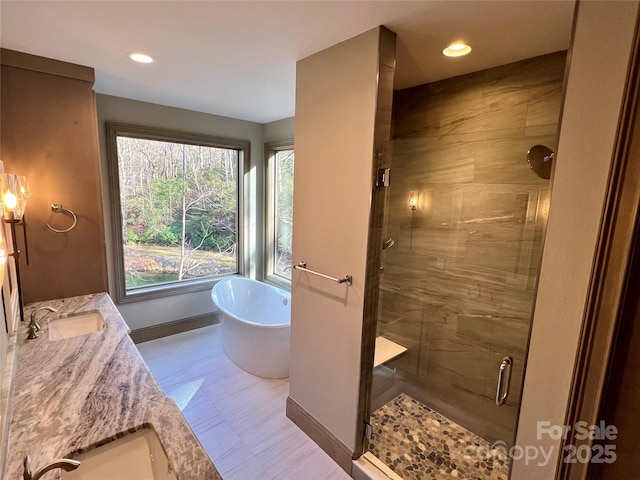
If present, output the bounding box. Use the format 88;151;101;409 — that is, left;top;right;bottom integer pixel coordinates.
409;191;418;210
0;173;30;323
1;174;30;220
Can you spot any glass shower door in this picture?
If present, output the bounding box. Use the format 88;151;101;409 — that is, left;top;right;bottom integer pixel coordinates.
367;50;566;480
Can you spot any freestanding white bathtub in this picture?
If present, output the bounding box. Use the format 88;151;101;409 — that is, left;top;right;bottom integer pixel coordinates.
211;277;291;379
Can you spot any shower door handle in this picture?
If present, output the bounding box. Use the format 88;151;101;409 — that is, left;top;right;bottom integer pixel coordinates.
495;356;513;406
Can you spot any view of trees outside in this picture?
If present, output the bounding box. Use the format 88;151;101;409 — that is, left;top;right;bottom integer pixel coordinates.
274;149;294;279
116;136;239;289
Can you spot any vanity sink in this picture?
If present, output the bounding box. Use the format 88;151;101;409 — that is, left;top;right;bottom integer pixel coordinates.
48;310;106;340
62;427;177;480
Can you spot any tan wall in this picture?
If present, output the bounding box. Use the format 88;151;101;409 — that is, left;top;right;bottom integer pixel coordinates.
289;27;381;450
377;52;566;443
513;1;639;478
263;117;294;144
1;54;108;303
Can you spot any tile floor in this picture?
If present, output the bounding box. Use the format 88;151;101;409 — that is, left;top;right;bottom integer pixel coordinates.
136;325;351;480
369;394;509;480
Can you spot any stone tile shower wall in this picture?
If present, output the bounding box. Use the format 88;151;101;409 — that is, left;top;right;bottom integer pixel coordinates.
377;52;566;443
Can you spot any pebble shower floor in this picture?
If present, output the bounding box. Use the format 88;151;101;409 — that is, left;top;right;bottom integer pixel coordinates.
368;393;510;480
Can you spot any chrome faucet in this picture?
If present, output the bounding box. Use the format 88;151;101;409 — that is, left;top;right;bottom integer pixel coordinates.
28;306;58;339
23;455;80;480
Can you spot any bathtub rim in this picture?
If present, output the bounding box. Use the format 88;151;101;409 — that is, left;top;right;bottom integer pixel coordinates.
211;277;291;330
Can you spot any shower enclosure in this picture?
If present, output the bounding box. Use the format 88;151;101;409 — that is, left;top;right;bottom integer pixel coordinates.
366;51;567;479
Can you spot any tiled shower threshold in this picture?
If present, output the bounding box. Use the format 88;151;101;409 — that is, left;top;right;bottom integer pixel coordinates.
368;393;510;480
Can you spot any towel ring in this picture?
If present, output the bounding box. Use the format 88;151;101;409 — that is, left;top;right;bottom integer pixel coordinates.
46;204;77;233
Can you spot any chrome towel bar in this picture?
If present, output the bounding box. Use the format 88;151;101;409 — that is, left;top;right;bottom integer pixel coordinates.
293;261;352;286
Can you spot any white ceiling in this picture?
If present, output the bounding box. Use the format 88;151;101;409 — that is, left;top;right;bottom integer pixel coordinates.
0;1;575;124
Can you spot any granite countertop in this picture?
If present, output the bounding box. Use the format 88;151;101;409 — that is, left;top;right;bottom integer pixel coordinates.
3;292;221;480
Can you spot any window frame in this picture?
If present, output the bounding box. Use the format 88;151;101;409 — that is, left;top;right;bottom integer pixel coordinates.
106;122;248;304
263;140;294;290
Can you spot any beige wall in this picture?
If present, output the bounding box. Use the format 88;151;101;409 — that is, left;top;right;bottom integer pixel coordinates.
96;94;263;329
264;117;294;143
513;1;639;478
289;27;381;451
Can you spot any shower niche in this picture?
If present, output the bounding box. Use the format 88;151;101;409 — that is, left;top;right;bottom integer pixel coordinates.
365;51;567;479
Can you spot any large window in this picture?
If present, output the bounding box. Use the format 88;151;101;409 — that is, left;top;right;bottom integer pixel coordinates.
107;123;247;302
265;141;294;285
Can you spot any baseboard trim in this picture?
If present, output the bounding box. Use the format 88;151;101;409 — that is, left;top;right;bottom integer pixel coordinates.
286;396;354;475
130;312;219;344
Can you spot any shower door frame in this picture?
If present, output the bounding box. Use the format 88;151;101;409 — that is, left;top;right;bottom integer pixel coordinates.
355;40;577;469
353;26;397;460
559;18;640;479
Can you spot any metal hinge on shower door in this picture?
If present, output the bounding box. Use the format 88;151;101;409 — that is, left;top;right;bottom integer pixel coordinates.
364;421;373;441
376;168;391;187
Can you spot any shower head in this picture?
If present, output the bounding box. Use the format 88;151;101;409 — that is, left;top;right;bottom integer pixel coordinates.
527;145;554;179
382;238;395;250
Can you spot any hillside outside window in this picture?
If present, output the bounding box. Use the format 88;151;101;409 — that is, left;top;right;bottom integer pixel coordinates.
106;123;247;303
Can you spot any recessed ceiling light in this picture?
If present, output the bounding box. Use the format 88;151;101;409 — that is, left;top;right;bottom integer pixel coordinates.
442;42;472;58
128;52;155;64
